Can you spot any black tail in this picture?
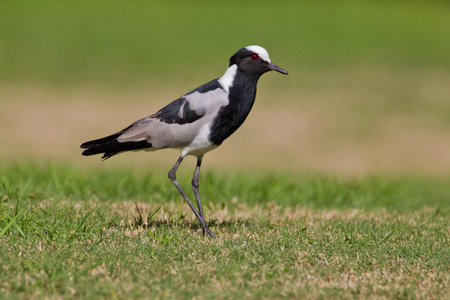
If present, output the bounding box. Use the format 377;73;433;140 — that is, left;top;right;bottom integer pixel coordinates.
80;126;152;160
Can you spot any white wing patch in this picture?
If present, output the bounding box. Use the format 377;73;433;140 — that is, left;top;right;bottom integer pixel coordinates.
185;87;229;114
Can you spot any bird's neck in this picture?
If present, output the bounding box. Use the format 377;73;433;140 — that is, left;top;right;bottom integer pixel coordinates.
228;66;261;112
219;64;261;93
209;66;261;146
218;65;238;93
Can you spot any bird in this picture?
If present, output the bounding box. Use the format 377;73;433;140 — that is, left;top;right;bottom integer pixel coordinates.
80;45;288;237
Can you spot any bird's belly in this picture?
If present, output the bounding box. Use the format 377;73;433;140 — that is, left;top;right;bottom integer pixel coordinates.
184;144;218;157
180;123;217;157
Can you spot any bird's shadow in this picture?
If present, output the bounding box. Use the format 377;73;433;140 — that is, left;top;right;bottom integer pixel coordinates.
133;216;253;231
128;202;253;232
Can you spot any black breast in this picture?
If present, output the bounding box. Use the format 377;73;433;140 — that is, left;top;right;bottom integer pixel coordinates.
208;72;260;145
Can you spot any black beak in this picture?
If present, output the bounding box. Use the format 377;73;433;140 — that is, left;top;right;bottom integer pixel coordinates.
269;62;288;75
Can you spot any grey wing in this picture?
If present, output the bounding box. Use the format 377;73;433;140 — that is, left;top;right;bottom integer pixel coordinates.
117;79;229;149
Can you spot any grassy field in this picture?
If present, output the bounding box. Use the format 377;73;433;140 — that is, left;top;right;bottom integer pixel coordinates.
1;1;450;298
1;163;449;298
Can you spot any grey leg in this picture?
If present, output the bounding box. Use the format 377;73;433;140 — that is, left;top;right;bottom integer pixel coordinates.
192;155;204;220
168;155;215;238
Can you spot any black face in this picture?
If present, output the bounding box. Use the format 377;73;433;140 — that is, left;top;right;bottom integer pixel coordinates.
229;48;288;76
229;48;268;75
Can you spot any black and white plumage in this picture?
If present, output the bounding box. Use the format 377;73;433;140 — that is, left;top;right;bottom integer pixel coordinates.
81;45;288;237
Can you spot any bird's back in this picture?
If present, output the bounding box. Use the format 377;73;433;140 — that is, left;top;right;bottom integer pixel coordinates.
81;78;230;157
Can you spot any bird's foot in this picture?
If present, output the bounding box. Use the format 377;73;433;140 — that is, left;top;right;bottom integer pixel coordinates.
202;226;216;238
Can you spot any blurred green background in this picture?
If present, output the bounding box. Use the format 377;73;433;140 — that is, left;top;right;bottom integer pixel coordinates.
1;0;449;175
1;0;449;85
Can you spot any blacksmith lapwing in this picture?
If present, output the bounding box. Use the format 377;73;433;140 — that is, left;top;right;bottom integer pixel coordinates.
81;45;288;237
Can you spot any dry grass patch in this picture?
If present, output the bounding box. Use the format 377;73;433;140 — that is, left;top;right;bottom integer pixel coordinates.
1;197;448;299
102;200;449;299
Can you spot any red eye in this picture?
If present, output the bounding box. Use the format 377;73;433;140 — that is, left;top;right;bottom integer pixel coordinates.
251;54;259;61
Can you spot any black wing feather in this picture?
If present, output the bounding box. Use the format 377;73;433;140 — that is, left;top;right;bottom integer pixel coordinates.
80;124;152;160
152;79;222;125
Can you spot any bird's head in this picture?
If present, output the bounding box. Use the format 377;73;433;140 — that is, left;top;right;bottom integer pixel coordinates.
229;45;288;76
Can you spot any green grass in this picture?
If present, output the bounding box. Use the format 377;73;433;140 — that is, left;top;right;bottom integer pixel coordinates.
1;0;449;87
1;162;449;298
